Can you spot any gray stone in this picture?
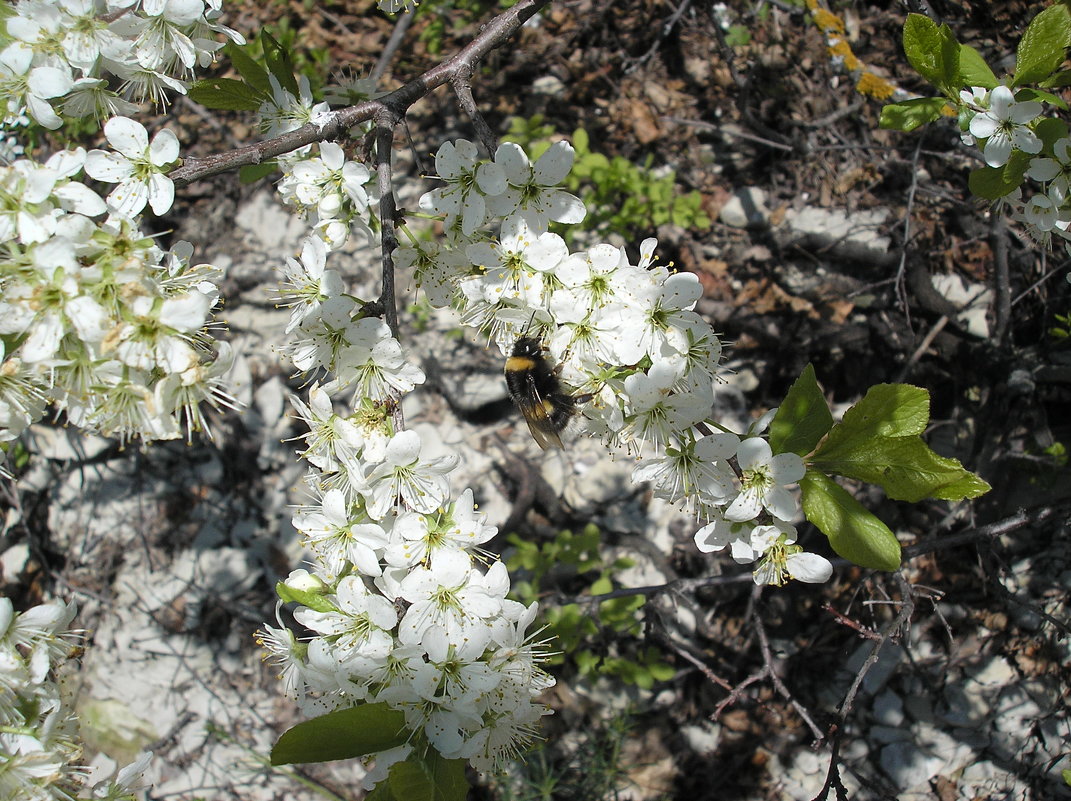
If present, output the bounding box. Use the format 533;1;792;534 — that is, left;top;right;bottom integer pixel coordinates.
778;206;893;265
873;689;905;727
720;187;769;228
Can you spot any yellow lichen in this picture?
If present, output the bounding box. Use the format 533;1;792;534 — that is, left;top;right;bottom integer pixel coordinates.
855;72;896;100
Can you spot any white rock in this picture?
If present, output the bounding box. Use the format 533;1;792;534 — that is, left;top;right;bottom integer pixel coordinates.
25;424;112;461
780;206;892;264
233;190;307;251
680;722;720;754
930;273;992;339
720;186;769;228
879;740;946;790
0;543;29;582
967;656;1016;686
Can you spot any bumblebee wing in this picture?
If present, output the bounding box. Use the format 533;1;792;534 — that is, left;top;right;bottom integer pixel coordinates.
519;375;565;450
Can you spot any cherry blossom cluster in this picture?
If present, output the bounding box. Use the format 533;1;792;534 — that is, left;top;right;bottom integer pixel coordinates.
260;75;380;251
262;306;555;779
958;86;1071;257
397;138;833;585
1;0;243;140
0;0;243;449
0;123;235;447
0;597;152;801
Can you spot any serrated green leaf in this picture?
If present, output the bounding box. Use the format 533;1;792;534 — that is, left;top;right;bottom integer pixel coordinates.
271;703;409;765
224;41;271;95
261;29;299;97
967;148;1031;199
389;753;464;801
239;161;279;184
769;363;833;456
958;44;999;89
275;581;335;612
800;471;901;571
1014;3;1071;86
187;77;264;111
879;97;950;132
813;437;989;503
902;14;960;94
818;383;929;448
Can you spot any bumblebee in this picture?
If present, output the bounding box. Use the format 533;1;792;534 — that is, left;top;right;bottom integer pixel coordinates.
504;336;590;449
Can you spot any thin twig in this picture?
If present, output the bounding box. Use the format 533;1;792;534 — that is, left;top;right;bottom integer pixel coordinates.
837;574;914;720
171;0;551;187
451;75;497;154
374;109;406;433
894;133;926;329
1011;257;1071;306
372;10;416;84
625;0;694;74
662;115;795;152
894;314;947;384
753;608;825;741
375;114;400;338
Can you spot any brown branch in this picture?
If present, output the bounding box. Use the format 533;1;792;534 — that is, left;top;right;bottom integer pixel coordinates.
451;75;497;155
752;603;825;741
170;0;550;188
375;110;401;339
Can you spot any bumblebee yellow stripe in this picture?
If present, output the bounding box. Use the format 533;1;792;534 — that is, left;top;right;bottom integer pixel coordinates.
505;356;538;371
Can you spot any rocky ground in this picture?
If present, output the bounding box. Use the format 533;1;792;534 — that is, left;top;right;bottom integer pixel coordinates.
3;0;1070;799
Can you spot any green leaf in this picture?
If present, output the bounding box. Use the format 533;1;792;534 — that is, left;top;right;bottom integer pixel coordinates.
958;44;999;89
968;149;1031;200
275;580;335;613
1036;117;1070;149
573;127;589;156
1014;3;1071;86
388;753;468;801
239;161;279;184
1015;86;1069;110
1039;69;1071;88
813;437;991;502
769;363;833;456
800;471;901;571
260;28;299;97
902;14;960;94
187;77;264;111
878;97;950;132
271;703;410;765
224;41;271;95
817;384;929;447
809;383;990;503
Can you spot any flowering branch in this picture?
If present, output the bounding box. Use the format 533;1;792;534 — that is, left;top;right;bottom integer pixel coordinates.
171;0;550;188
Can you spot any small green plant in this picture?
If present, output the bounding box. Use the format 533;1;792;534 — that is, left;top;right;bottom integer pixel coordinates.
1050;311;1071;339
415;0;507;56
507;524;675;689
1044;441;1068;468
724;24;751;48
503;116;711;243
492;713;637;801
